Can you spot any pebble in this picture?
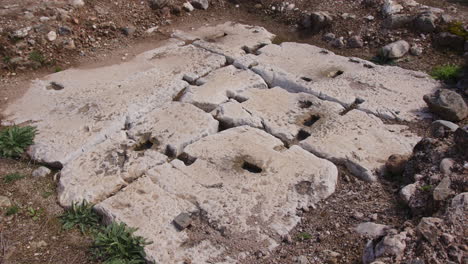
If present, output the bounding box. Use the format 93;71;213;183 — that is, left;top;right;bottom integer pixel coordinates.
0;196;12;208
47;31;57;41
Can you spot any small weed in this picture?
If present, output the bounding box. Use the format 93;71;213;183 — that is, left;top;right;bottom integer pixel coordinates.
0;126;37;158
3;56;11;64
92;222;151;264
297;232;313;240
42;191;54;198
29;50;45;64
447;21;468;40
54;66;63;72
420;185;433;192
430;64;462;81
5;205;20;216
3;173;26;183
28;207;43;220
60;200;101;234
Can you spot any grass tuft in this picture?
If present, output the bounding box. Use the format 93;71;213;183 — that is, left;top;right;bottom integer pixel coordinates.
60;200;101;234
5;205;20;216
92;222;151;264
430;64;462;81
29;50;45;64
0;126;37;158
420;185;433;192
447;21;468;40
3;173;26;183
297;232;313;240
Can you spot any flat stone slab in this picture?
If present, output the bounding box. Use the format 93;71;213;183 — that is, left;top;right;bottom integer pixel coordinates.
172;22;275;62
58;131;168;207
128;102;219;157
180;65;267;112
2;42;225;167
237;42;440;121
214;88;419;182
96;126;338;263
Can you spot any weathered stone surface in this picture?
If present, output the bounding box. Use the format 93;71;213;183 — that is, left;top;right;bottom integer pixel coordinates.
172;22;275;62
423;89;468;122
214;87;343;143
433;177;453;201
244;42;438;121
381;40;410;59
356;222;390;238
0;196;12;208
214;87;418;182
414;12;437;33
180;65;267;112
97;126;337;263
2;41;225;167
417;217;443;245
32;166;51;178
58;132;168;206
374;232;407;260
399;183;417;204
127;102;219;157
430;120;459;137
300;110;418;182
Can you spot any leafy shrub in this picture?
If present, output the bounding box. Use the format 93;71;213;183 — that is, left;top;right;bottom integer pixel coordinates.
0;126;37;158
92;222;151;264
3;173;26;183
60;200;101;233
371;55;396;66
430;64;462;81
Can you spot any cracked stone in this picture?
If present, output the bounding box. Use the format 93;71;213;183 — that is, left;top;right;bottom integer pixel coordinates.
180;65;267;112
2;42;225;167
247;42;437;121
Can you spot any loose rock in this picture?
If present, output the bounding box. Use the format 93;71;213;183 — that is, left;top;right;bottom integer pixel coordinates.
381;40;410;59
0;196;12;208
433;177;453;201
386;154;409;176
423;90;468;122
414;12;438;33
191;0;209;10
430;120;459;138
32;166;51;178
173;212;192;230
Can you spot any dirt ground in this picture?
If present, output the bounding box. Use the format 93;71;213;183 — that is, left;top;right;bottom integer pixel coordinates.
0;0;467;263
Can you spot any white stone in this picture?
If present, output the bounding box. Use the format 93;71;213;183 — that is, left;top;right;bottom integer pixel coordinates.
127;102;219;157
248;42;437;121
180;65;267;111
3;42;225;167
58;132;168;207
69;0;85;7
0;196;12;208
47;31;57;41
356;222;390;238
172;22;275;62
32;166;51;178
182;2;194;12
382;0;404;16
399;183;417;204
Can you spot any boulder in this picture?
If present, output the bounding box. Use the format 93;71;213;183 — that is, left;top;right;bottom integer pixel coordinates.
348;35;364;48
383;14;414;29
399;183;417;204
414;12;438;33
356;222;390;238
433;177;453;201
381;40;410;59
423;89;468;122
430;120;459;138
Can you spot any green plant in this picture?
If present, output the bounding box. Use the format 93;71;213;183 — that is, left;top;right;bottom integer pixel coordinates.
0;126;37;158
430;64;462;81
92;222;151;264
3;56;11;64
29;50;45;64
60;200;101;233
420;185;433;192
5;205;19;216
447;21;468;40
28;207;43;220
54;66;63;72
297;232;313;240
3;173;26;183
